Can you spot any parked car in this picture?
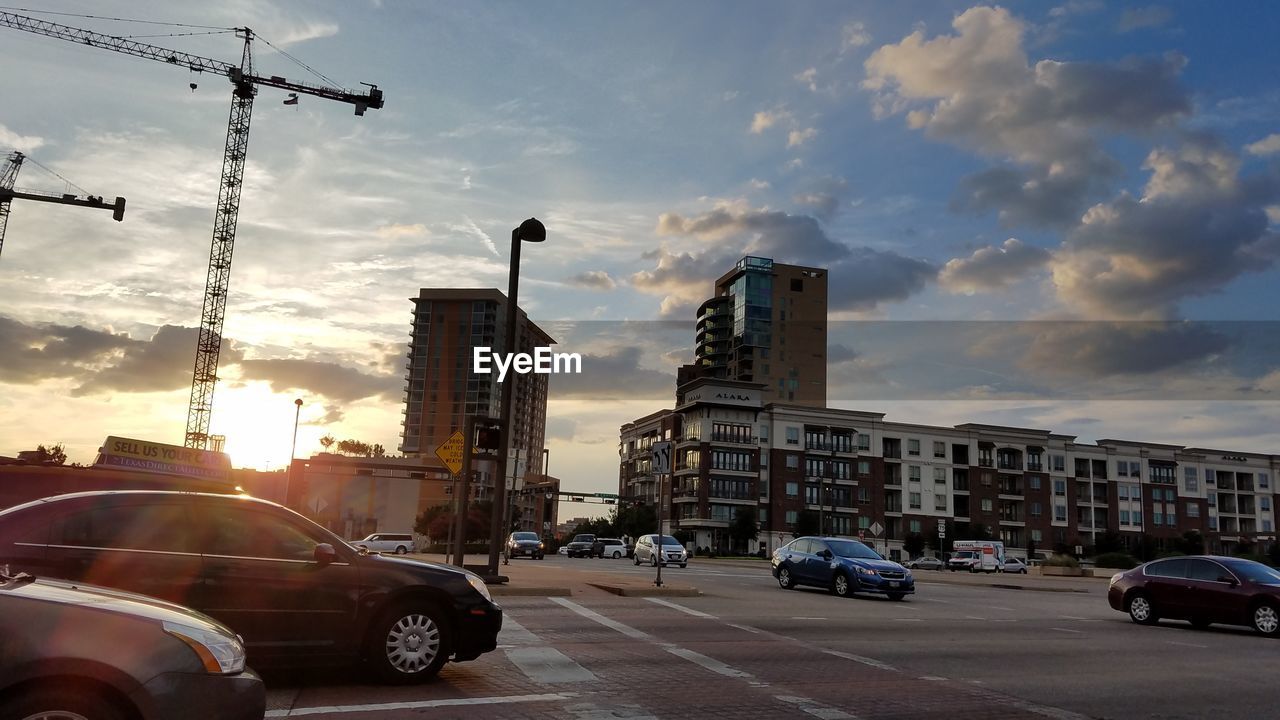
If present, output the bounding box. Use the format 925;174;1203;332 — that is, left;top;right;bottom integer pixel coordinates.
592;538;627;558
632;534;688;568
351;532;415;555
565;533;596;558
505;531;545;560
772;536;914;600
0;566;264;720
1003;557;1029;574
0;490;503;683
558;545;569;556
1107;555;1280;636
907;556;944;571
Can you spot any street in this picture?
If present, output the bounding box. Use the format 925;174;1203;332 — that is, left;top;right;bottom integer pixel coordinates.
263;556;1275;719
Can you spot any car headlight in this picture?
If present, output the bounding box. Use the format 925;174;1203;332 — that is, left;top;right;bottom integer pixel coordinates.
164;621;246;674
539;542;545;548
854;566;878;576
466;573;493;602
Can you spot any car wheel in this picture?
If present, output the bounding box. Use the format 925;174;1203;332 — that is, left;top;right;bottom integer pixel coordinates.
633;555;640;566
777;565;795;590
612;550;622;559
367;602;451;684
1127;591;1159;626
651;555;659;567
396;546;408;555
0;684;130;720
831;571;852;598
680;563;687;569
1251;601;1280;637
887;593;906;601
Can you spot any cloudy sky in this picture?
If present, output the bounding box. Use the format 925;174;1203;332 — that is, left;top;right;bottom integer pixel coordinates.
2;2;1279;507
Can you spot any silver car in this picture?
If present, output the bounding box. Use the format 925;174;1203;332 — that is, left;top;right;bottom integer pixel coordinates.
351;532;414;554
907;556;944;571
1003;557;1029;574
632;534;688;568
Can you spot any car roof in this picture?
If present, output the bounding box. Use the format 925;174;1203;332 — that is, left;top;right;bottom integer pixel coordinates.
0;489;280;516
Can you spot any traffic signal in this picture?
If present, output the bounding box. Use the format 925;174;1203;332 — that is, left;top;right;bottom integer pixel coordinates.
474;421;503;452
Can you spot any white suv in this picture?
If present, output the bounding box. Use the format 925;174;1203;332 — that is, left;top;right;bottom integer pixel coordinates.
633;534;688;568
352;532;414;554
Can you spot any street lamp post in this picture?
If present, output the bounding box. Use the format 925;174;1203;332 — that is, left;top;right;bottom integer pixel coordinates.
285;398;302;506
487;218;545;576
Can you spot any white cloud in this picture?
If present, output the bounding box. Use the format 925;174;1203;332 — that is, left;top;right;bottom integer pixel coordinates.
0;124;44;152
1117;5;1173;33
939;238;1051;294
795;67;819;92
788;127;818;147
1245;133;1280;156
375;223;429;239
566;270;617;290
456;216;499;256
748;178;771;190
749;108;793;134
843;21;871;50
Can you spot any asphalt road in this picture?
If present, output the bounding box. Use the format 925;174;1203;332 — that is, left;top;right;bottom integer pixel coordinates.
263;555;1276;719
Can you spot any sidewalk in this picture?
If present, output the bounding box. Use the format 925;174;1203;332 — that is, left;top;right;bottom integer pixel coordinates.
406;553;702;597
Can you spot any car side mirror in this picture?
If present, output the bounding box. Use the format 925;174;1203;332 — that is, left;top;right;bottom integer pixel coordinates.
314;543;338;566
1219;575;1238;587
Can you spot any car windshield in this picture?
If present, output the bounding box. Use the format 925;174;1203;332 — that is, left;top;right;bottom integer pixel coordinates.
513;532;539;541
1224;559;1280;584
955;551;976;558
827;540;883;560
658;535;682;546
572;535;593;543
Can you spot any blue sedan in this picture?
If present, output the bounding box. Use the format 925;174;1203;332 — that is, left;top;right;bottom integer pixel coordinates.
771;536;914;600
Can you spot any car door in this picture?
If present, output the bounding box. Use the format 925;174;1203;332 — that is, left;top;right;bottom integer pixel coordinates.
1184;558;1244;623
806;540;834;586
785;539;813;583
44;498;203;607
195;499;362;662
1142;558;1190;618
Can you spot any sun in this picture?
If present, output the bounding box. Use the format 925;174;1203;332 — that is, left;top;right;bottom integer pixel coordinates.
206;382;306;471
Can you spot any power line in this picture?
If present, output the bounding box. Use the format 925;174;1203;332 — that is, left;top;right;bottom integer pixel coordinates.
117;30;238;40
22;155;88;196
258;34;344;90
0;6;233;31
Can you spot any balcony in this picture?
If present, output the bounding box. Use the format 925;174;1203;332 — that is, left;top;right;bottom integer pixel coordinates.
711;434;756;445
805;441;831;452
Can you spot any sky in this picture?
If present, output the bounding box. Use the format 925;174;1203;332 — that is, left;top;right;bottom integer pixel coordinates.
2;1;1279;512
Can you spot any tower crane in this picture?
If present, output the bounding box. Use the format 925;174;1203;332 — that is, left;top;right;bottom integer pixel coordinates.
0;12;384;449
1;150;125;261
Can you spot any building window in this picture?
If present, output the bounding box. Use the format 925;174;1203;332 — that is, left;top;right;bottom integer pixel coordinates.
857;434;871;451
786;455;800;470
1166;513;1177;527
859;516;871;529
1133;511;1142;525
934;467;947;483
1205;469;1216;486
1030;502;1042;517
909;466;922;482
805;486;819;504
1261;473;1271;490
786;427;800;445
713;423;752;444
1054;505;1067;522
758;508;768;523
786;510;798;525
785;482;799;497
1186;503;1200;518
1262;496;1272;512
1153;511;1164;526
1120;510;1131;524
1184;466;1199;492
981;498;993;512
1031;529;1043;543
1208;516;1218;531
1118;485;1128;500
909;492;922;509
909;520;921;534
982;473;993;487
1207;492;1216;507
1150;465;1174;484
1264;520;1274;533
1029;476;1041;491
1053;480;1066;496
933;441;946;458
857;461;871;476
759;425;769;442
1051;455;1066;473
857;487;870;503
935;495;947;511
908;439;921;456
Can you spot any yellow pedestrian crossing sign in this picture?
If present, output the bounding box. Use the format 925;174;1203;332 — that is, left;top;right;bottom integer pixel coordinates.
435;431;465;475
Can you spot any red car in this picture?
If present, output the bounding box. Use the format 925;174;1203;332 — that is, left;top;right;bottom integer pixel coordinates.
1107;555;1280;636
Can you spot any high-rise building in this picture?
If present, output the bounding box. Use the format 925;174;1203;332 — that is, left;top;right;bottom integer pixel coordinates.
399;289;553;486
680;256;827;407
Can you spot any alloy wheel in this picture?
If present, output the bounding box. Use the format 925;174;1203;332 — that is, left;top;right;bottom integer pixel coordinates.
1254;604;1279;635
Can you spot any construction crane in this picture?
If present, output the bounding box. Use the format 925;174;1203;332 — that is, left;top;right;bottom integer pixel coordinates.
0;11;384;449
1;151;125;261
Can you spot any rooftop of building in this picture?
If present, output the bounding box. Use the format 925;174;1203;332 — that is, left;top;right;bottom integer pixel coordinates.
408;287;555;344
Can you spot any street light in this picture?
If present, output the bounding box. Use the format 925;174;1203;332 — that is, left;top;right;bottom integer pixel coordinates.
286;398;302;506
487;218;545;576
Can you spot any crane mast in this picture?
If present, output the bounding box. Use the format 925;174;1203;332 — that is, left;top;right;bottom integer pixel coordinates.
0;12;384;449
1;151;126;261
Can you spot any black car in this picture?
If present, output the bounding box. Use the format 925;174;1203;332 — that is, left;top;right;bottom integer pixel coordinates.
505;531;545;560
0;567;264;720
0;490;503;683
565;533;596;558
1107;555;1280;635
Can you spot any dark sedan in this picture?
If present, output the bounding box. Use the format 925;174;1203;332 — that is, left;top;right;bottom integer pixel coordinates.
0;490;502;683
1;567;264;720
772;536;914;600
505;531;545;561
1107;555;1280;636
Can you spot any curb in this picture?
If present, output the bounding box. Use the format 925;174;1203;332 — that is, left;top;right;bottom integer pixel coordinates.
987;583;1089;594
490;586;573;597
587;582;702;597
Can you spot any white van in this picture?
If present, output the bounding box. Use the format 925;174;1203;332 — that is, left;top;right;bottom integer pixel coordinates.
950;540;1005;573
352;532;415;554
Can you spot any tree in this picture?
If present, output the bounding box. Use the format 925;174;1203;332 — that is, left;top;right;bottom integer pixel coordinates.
318;435;336;452
414;505;451;539
336;439;372;456
370;443;386;458
729;507;759;554
903;533;926;559
613;504;657;540
29;443;67;465
1268;542;1280;568
1095;530;1125;555
1175;530;1205;556
794;510;820;538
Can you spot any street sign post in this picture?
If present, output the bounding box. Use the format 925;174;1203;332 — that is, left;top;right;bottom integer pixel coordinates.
651;441;672;587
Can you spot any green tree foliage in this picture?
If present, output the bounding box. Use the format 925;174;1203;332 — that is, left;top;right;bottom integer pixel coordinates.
611;504;657;539
1095;530;1125;555
903;533;926;559
730;507;759;553
318;435;336;452
370;444;387;458
1174;530;1205;556
30;443;67;465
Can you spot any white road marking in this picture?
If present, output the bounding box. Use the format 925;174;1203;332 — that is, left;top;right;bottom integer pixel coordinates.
919;676;948;681
991;606;1015;612
893;618;923;622
264;693;574;717
665;645;752;678
790;616;829;620
1049;627;1083;634
775;694;859;719
506;646;596;683
1166;641;1208;649
822;649;896;672
965;615;986;621
918;598;952;604
565;701;659;719
550;597;648;640
1059;615;1088;620
727;622;762;634
647;597;715;617
497;615;540;646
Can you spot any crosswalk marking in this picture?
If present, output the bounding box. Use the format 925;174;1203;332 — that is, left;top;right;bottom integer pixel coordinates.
506;646;596;683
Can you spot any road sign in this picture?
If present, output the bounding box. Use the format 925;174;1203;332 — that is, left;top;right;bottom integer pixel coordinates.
435;431;466;475
869;521;884;537
651;441;673;475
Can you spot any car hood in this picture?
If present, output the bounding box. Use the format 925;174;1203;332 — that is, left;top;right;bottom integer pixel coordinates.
5;577;232;633
841;558;906;573
512;540;541;546
567;541;592;547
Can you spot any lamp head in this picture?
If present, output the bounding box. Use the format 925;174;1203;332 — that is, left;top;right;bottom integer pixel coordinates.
294;398;303;407
515;217;546;243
